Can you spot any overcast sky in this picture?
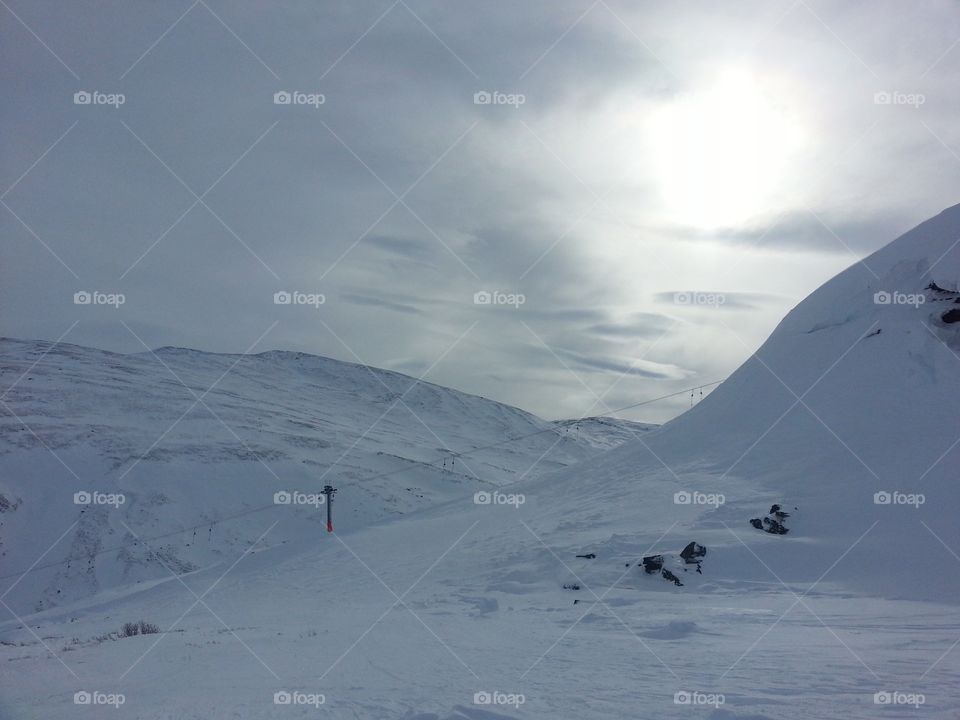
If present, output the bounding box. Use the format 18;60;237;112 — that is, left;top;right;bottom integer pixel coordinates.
3;0;960;422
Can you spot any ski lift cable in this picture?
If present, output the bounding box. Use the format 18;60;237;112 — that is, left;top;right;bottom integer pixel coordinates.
0;379;724;583
432;379;726;459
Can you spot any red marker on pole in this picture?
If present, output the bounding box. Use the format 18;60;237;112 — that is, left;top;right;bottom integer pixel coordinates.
321;485;337;533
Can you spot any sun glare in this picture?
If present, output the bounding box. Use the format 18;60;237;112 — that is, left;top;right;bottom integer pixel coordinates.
648;67;806;229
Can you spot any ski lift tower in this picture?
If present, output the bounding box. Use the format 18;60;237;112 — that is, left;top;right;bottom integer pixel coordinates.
321;485;337;533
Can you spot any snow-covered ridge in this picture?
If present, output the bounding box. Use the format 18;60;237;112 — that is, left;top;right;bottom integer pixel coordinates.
0;337;653;614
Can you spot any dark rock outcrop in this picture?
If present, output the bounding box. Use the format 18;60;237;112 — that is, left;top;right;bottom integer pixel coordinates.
661;569;683;586
751;503;794;534
642;555;664;574
680;542;706;563
762;516;789;535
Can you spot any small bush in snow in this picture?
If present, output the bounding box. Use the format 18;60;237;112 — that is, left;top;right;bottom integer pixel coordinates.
120;620;160;637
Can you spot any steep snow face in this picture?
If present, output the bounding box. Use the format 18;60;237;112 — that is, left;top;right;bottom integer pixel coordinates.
547;203;960;601
665;201;960;454
0;339;654;614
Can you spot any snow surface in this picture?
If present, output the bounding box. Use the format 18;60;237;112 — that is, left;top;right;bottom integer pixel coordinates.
0;340;651;616
3;205;960;718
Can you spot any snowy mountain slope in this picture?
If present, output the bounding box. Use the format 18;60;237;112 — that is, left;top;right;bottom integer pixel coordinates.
627;202;960;601
0;338;654;615
2;455;955;719
4;204;960;719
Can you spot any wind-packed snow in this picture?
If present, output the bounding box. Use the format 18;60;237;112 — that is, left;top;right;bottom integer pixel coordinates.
3;205;960;718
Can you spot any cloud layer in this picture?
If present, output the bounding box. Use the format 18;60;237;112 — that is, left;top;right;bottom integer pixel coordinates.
3;0;960;422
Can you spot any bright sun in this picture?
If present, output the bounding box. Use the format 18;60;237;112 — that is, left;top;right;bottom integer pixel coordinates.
648;67;806;229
